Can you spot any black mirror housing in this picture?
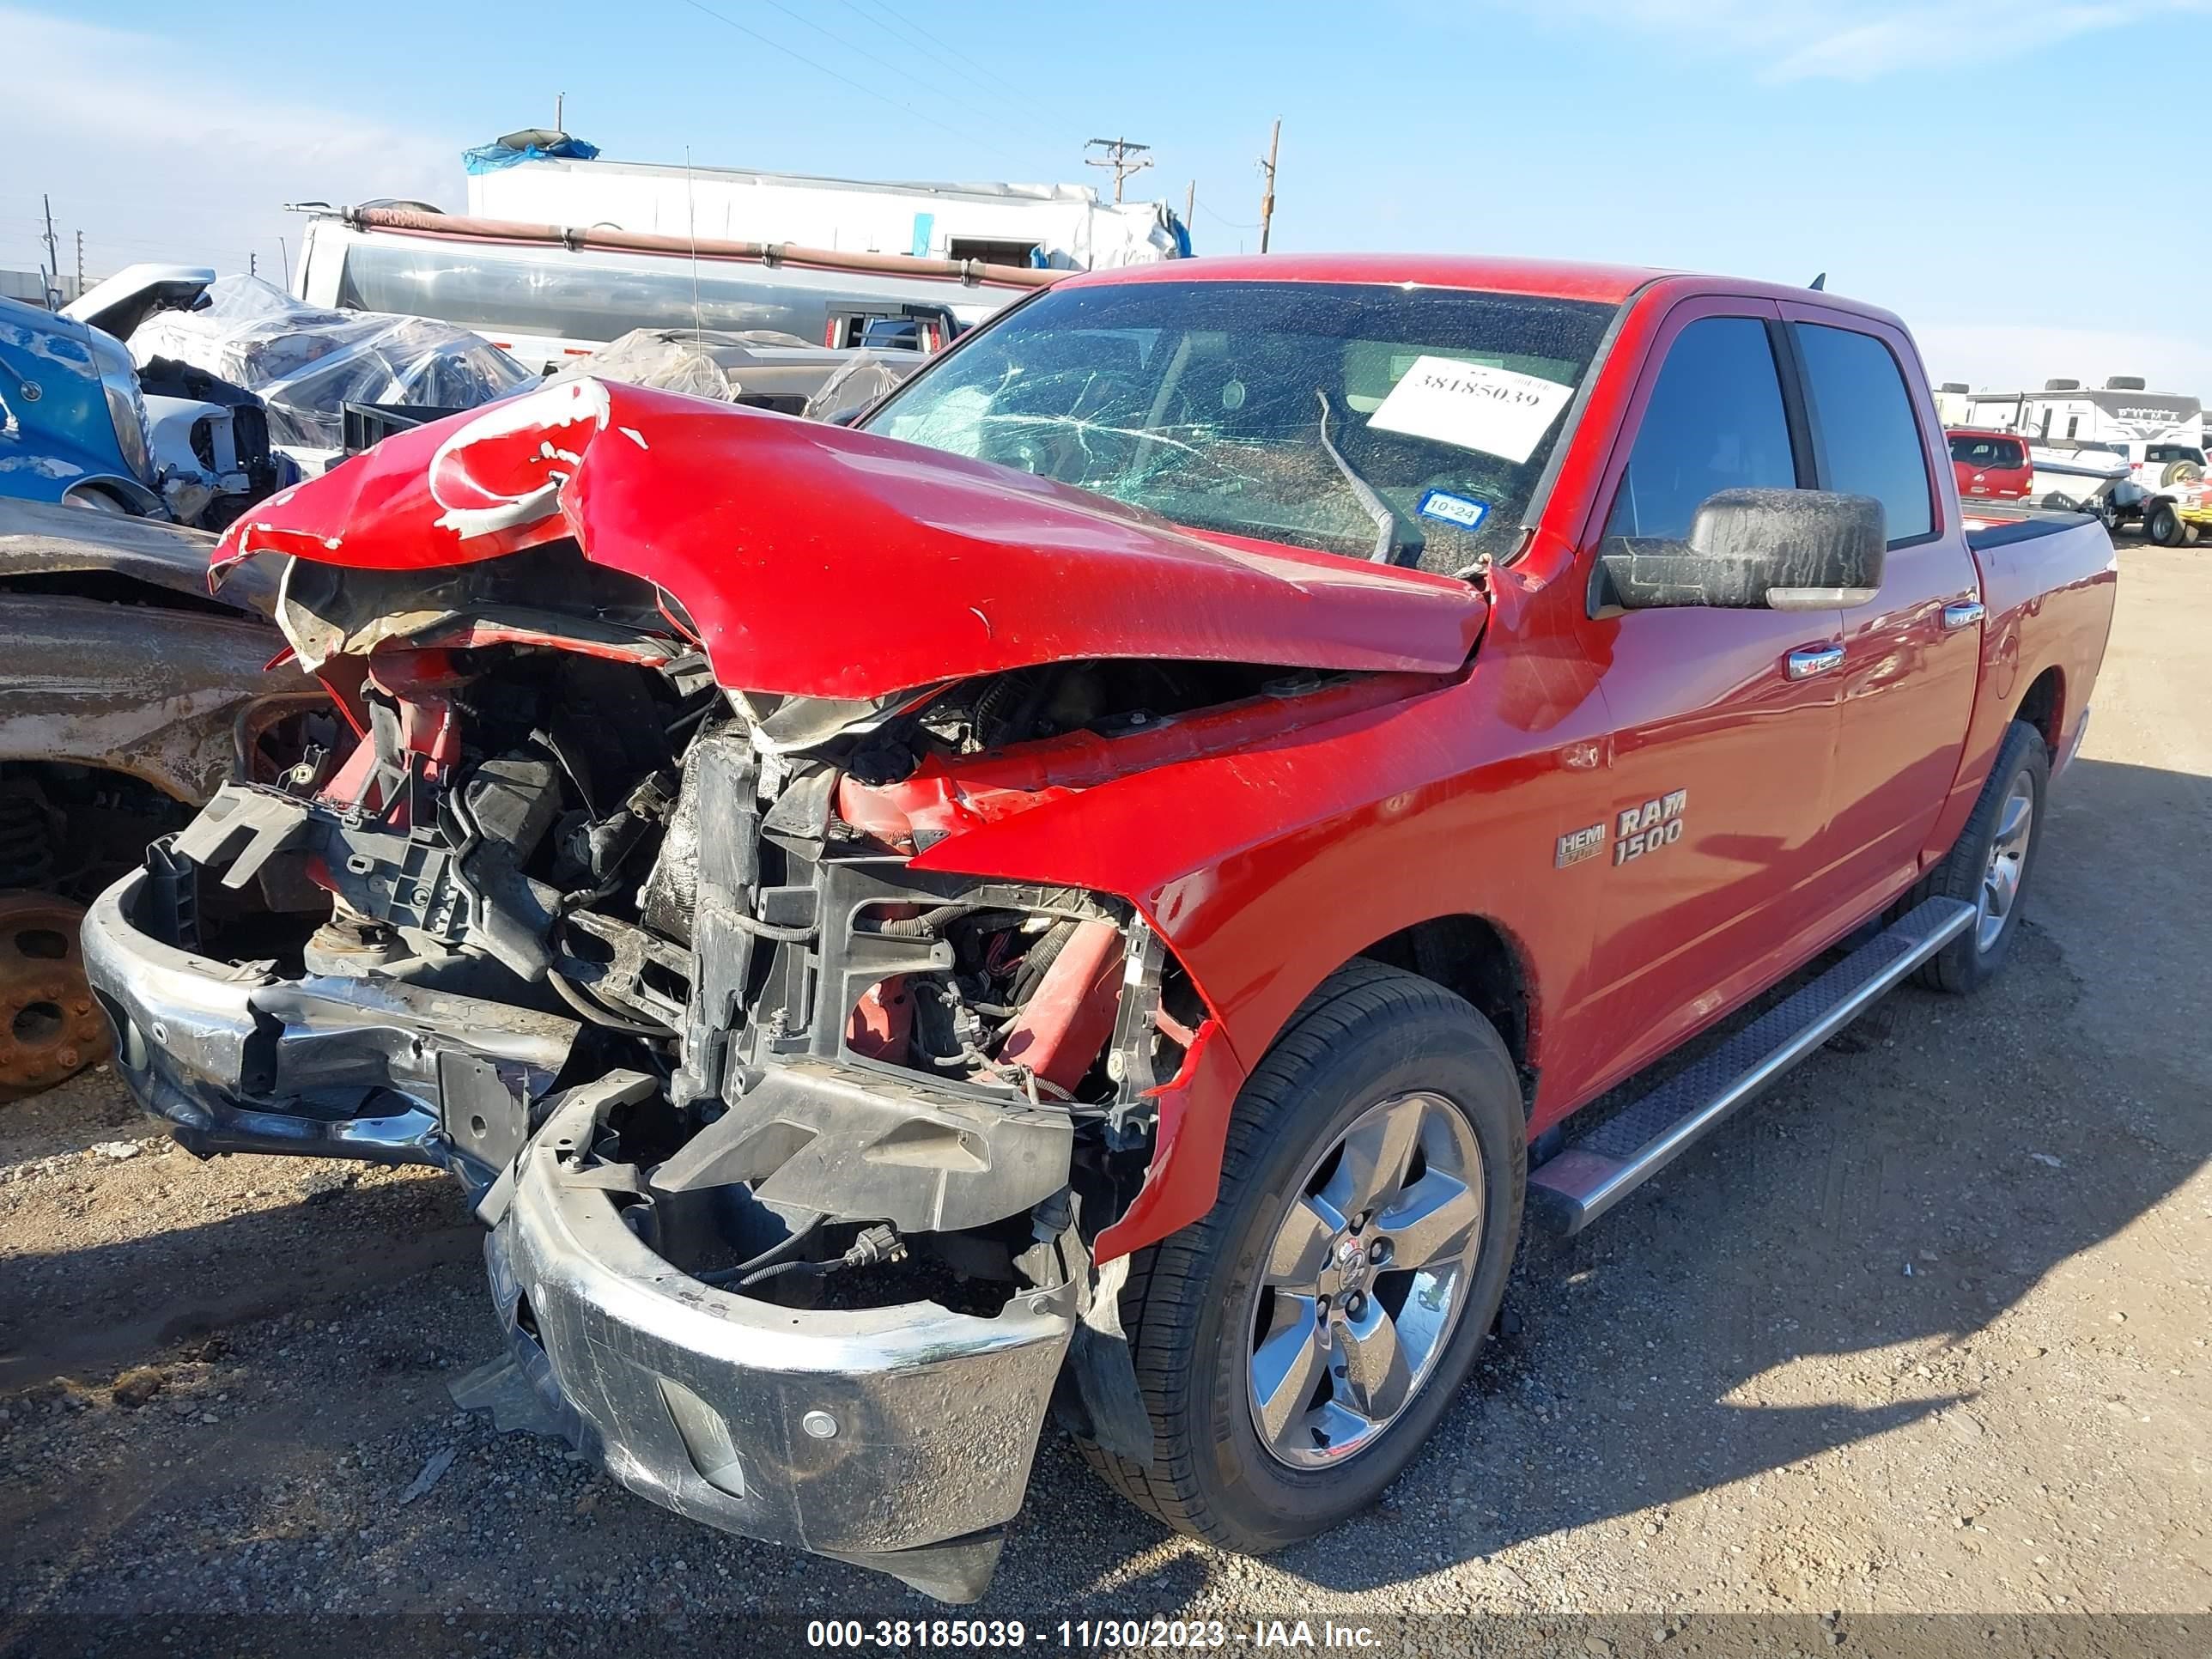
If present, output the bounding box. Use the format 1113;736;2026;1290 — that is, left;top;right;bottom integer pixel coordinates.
1597;488;1887;612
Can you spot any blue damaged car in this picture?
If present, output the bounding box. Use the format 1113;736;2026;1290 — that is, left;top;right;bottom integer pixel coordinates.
0;293;165;515
3;266;285;528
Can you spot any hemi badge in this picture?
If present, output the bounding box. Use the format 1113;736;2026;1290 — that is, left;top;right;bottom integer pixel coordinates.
1555;823;1606;868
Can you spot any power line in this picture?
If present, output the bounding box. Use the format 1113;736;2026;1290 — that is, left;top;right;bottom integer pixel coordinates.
750;0;915;79
677;0;1018;167
838;0;1016;94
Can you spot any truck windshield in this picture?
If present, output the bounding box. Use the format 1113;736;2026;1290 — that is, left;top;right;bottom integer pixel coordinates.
864;280;1617;573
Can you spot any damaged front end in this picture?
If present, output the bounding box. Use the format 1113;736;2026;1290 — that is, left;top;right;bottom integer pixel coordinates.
82;380;1476;1596
83;605;1206;1596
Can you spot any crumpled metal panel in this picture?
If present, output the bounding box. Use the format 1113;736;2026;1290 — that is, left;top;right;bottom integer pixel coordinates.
489;1079;1073;1571
214;378;1487;700
0;496;249;605
0;594;315;803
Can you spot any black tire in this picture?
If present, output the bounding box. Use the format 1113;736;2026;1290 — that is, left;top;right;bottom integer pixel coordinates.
2146;501;2185;547
1078;960;1525;1553
1894;720;2049;994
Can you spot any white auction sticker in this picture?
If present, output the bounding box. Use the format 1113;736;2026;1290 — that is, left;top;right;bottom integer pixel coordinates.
1367;356;1573;465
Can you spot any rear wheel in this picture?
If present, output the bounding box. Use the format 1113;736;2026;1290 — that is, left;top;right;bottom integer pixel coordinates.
1896;720;2049;994
1078;962;1524;1552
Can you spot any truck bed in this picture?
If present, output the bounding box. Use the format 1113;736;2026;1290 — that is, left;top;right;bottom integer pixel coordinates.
1960;501;2106;553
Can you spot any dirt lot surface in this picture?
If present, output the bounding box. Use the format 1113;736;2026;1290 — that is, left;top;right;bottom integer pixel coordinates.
3;538;2205;1658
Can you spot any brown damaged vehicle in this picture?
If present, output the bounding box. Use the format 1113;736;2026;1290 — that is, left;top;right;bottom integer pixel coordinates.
0;498;329;1100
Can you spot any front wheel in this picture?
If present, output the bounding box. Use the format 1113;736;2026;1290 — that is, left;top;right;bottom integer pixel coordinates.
2145;501;2185;546
1078;961;1524;1553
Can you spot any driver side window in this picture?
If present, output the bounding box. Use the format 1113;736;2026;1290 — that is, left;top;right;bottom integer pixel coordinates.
1606;316;1796;540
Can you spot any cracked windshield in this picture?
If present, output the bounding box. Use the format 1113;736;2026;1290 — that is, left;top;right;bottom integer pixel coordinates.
868;280;1617;572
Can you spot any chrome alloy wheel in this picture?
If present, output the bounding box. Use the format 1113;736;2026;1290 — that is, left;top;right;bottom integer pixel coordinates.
1977;778;2034;951
1245;1090;1486;1468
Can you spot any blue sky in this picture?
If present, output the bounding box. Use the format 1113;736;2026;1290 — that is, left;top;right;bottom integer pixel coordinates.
10;2;2209;389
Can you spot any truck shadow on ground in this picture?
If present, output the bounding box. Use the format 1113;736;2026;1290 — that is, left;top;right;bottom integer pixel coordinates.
0;1164;480;1392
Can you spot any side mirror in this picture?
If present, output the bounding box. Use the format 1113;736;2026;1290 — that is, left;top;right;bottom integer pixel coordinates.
1596;488;1886;611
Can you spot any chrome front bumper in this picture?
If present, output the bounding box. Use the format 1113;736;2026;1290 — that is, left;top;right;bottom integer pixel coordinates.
483;1077;1075;1601
81;866;578;1188
83;870;1077;1602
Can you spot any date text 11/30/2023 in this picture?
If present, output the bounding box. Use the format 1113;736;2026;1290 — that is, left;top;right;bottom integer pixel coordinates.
804;1618;1382;1649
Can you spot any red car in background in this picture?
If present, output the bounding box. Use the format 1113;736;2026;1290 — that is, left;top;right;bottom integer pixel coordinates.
1948;427;2033;500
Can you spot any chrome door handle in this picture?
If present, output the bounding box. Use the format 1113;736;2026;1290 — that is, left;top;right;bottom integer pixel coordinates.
1785;643;1844;680
1942;599;1986;630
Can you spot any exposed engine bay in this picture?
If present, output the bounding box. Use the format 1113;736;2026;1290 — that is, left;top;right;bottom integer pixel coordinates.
77;375;1484;1597
127;540;1270;1322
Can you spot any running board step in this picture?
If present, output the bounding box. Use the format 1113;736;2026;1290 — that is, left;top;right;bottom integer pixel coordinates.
1528;896;1976;1234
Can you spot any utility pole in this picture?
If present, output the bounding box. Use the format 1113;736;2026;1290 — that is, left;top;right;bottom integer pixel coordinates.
1085;137;1152;204
1258;119;1280;254
40;195;60;300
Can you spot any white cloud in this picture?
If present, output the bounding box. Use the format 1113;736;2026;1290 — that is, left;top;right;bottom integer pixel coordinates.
1518;1;2207;80
5;6;464;283
1917;321;2212;396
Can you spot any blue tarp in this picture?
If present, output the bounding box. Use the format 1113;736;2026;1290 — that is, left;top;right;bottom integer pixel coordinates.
464;133;601;175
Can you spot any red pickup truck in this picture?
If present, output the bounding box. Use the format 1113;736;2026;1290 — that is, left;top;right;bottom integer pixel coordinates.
82;255;2116;1601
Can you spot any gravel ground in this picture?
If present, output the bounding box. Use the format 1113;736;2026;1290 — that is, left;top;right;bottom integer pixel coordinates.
2;538;2205;1659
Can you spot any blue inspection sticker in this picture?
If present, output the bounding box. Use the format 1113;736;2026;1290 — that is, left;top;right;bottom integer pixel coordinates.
1415;489;1490;530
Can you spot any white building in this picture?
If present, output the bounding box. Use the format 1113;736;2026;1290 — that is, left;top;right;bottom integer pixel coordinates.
0;267;89;308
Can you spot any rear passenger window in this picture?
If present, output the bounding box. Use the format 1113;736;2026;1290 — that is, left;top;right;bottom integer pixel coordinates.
1606;317;1796;540
1794;324;1935;544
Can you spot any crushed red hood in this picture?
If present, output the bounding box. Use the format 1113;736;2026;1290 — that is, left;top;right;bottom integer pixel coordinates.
216;379;1487;700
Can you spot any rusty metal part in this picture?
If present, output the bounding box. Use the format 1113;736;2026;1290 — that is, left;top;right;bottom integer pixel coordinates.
348;205;1060;291
0;894;108;1100
0;594;325;806
0;781;58;889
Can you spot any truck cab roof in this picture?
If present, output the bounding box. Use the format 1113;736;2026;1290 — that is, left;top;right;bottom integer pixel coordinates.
1061;253;1910;330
